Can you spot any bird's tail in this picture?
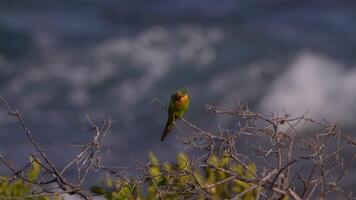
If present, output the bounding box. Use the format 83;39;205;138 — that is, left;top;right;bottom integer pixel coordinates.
161;115;175;141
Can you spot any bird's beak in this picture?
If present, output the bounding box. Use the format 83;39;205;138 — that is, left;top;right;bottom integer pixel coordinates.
175;95;181;101
180;94;188;102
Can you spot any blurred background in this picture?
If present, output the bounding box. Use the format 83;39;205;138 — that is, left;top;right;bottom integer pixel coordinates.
0;0;355;189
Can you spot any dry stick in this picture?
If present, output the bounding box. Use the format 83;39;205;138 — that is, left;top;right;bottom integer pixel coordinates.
180;117;228;141
305;182;319;200
205;174;243;190
0;190;73;200
335;153;356;183
0;155;38;185
6;109;69;187
28;154;90;198
190;104;354;199
62;116;111;188
230;153;260;181
206;104;278;132
61;144;92;175
150;98;229;141
231;185;258;200
1;96;349;199
0;96;93;200
202;163;256;184
284;116;304;188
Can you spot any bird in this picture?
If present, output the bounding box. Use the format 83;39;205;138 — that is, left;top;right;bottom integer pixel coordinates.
161;89;190;141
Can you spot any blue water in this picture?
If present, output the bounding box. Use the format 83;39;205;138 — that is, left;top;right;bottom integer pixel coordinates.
0;0;355;191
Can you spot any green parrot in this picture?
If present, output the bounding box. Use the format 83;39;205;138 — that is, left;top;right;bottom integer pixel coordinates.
161;89;190;141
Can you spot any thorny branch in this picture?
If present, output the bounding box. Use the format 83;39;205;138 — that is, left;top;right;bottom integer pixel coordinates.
0;96;112;200
0;96;355;199
142;98;355;199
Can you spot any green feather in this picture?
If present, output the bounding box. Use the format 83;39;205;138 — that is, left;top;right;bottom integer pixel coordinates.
160;89;190;141
161;114;175;141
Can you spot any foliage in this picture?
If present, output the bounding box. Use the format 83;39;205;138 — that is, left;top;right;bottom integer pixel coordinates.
0;96;354;199
0;157;61;200
91;152;259;200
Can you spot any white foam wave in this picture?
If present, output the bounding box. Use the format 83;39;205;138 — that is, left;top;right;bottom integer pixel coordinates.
260;52;356;124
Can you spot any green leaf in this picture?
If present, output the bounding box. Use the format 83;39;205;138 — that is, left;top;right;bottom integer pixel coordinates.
106;178;113;188
148;152;159;165
116;184;134;200
157;178;167;186
220;151;230;167
177;153;189;171
91;186;106;195
27;156;41;182
208;155;218;166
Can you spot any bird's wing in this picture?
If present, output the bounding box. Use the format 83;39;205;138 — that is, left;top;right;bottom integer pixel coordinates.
161;113;175;141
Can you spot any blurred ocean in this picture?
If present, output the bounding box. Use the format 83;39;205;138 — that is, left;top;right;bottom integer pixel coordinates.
0;0;355;189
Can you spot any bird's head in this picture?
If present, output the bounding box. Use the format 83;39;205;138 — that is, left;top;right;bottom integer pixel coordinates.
174;88;189;103
178;88;188;95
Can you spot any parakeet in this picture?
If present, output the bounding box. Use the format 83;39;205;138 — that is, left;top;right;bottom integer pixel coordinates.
161;89;190;141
